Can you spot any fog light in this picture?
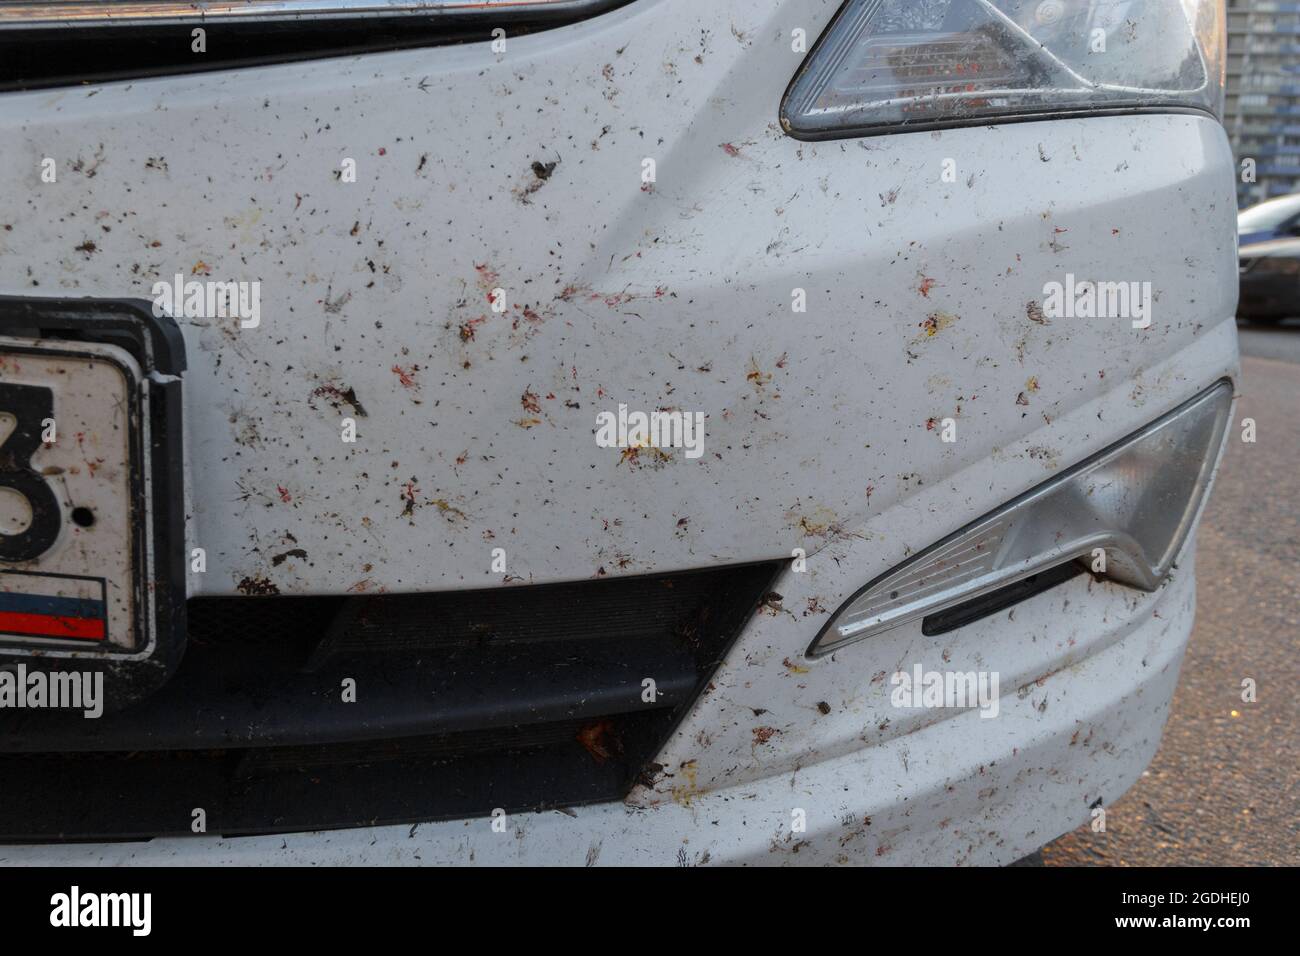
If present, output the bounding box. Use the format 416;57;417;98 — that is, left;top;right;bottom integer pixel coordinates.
809;380;1233;657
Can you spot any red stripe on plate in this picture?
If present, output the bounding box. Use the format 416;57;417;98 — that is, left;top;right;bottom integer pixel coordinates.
0;611;105;641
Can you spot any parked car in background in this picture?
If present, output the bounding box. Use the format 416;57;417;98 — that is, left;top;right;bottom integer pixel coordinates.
1239;236;1300;323
1238;194;1300;322
1238;193;1300;247
0;0;1240;865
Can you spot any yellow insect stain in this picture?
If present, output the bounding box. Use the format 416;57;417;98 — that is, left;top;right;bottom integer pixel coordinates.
670;760;701;807
915;310;959;341
430;498;466;521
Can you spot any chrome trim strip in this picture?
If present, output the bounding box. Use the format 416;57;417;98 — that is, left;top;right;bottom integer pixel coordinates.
0;0;601;28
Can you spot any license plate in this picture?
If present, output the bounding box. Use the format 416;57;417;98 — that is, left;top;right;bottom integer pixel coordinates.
0;338;149;655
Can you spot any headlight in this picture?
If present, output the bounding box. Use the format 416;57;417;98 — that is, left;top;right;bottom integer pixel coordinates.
809;380;1233;657
782;0;1227;139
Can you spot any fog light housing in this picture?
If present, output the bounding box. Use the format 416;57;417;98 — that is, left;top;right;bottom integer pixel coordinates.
809;380;1233;657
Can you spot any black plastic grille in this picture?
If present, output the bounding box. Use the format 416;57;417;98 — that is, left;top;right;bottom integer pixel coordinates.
0;561;780;841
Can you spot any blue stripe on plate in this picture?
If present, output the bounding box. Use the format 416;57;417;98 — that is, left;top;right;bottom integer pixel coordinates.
0;591;106;620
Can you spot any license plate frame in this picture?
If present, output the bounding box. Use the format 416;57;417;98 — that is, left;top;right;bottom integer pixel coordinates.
0;297;186;708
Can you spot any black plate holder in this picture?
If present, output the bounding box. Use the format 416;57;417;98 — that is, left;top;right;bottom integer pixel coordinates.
0;296;186;711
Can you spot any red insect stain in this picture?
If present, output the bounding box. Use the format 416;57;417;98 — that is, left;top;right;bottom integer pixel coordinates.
720;143;741;157
591;290;635;307
458;317;486;342
918;275;937;297
392;365;419;388
277;485;292;503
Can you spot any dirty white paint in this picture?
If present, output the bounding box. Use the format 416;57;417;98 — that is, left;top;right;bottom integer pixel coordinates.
0;560;1200;865
0;0;1238;596
0;0;1240;863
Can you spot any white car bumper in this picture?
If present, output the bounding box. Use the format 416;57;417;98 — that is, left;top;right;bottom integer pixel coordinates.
0;0;1239;863
1;552;1197;865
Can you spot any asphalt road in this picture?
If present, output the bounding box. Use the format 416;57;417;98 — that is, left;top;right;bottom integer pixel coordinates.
1036;320;1300;866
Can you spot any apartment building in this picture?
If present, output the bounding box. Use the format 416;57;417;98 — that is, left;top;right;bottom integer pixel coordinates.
1227;0;1300;205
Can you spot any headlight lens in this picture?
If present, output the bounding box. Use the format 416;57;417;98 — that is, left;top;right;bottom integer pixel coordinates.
782;0;1227;138
809;380;1233;657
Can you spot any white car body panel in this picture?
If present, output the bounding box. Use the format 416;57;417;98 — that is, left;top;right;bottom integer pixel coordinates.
0;557;1198;865
0;0;1239;863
